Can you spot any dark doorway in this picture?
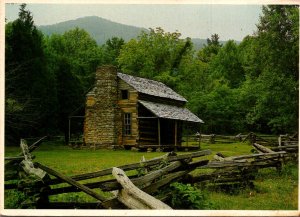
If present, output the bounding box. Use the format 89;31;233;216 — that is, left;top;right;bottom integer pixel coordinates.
160;119;182;146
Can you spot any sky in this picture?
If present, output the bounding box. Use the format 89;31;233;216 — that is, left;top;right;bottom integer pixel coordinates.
5;3;264;41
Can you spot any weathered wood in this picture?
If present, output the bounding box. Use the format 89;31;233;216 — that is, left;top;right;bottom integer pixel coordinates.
158;118;161;149
34;162;107;203
143;170;191;194
48;150;211;185
242;133;251;142
203;160;279;169
271;145;298;151
133;161;182;188
253;143;274;153
210;134;216;144
174;120;177;148
213;154;225;161
102;170;188;209
21;160;47;180
20;139;32;161
256;135;275;144
5;136;47;167
278;135;282;146
213;153;247;163
227;151;286;160
20;140;47;180
49;160;209;195
5;156;25;161
190;171;244;183
4;170;20;182
187;159;209;168
112;167;172;209
27;136;48;153
49;161;182;195
149;152;177;161
102;171;186;209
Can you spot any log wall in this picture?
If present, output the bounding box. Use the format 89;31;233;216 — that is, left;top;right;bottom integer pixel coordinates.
117;79;139;146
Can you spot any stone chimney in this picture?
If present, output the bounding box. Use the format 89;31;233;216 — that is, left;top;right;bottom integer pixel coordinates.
84;65;120;148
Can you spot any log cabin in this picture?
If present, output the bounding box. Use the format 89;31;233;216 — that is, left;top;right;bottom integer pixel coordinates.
83;65;203;150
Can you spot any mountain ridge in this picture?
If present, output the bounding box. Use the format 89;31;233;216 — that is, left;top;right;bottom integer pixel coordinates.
39;16;149;45
38;16;232;50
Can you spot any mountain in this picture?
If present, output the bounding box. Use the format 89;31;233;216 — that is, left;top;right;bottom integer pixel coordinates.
38;16;236;50
191;38;240;50
38;16;149;45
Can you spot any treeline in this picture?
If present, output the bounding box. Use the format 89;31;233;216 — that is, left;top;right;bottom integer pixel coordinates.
5;4;299;145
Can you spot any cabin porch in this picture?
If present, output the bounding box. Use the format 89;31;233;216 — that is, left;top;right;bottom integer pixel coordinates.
131;100;203;152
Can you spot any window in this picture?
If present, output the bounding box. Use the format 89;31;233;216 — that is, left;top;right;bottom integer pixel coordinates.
124;113;131;135
121;90;129;100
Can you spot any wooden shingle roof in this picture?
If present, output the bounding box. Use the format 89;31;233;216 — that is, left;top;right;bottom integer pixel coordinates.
138;100;204;123
117;73;187;102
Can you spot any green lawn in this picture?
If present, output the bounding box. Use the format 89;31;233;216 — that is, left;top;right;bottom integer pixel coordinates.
206;164;298;210
4;141;298;210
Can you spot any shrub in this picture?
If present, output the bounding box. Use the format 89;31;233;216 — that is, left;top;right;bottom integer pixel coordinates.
168;182;213;209
4;190;26;209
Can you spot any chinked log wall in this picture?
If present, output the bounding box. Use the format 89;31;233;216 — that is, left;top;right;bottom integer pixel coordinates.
5;136;298;209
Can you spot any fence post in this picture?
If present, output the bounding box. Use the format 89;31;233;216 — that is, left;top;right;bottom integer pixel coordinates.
278;135;282;147
249;132;256;145
210;134;215;144
236;133;242;142
186;134;189;147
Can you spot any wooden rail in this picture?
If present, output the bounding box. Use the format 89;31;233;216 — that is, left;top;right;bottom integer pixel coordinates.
4;136;298;209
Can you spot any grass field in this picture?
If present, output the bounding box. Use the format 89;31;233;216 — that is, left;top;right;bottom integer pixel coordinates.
4;141;298;210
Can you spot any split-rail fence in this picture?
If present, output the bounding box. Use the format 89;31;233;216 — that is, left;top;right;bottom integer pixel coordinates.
4;134;298;209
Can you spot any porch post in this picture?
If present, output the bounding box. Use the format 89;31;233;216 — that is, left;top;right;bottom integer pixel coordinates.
158;118;161;150
68;117;71;143
198;123;201;150
174;120;177;151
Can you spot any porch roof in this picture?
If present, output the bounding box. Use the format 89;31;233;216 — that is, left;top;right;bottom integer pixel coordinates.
138;100;204;123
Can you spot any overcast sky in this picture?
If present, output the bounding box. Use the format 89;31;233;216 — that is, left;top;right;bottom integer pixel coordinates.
5;3;263;41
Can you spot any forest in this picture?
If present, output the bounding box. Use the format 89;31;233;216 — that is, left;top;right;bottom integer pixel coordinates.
5;4;299;146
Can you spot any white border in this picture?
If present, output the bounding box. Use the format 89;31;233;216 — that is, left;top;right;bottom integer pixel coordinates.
1;0;299;216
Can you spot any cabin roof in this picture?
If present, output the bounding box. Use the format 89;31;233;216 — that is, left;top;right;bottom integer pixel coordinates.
138;100;204;123
117;73;187;102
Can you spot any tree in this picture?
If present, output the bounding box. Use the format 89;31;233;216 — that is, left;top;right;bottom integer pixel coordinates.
209;40;245;88
242;5;299;133
118;27;192;87
197;33;222;63
5;4;57;145
46;28;104;91
44;28;103;143
103;37;125;66
256;5;298;80
56;57;84;144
